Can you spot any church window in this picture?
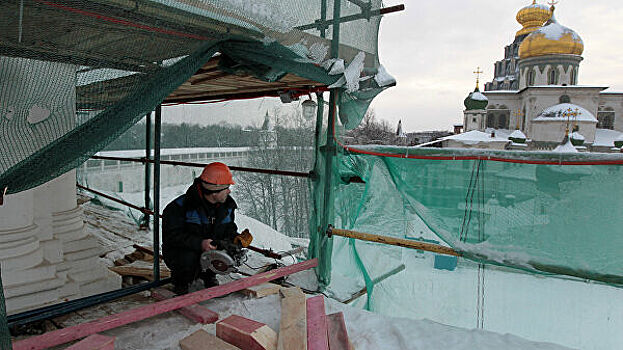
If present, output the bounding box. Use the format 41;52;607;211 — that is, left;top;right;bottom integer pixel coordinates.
527;69;536;86
547;68;558;85
472;117;477;123
559;95;571;103
597;107;615;129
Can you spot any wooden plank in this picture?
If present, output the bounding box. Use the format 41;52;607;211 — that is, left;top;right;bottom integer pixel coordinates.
242;283;281;298
151;288;218;324
108;264;170;280
306;295;329;350
65;334;114;350
13;259;318;350
327;312;351;350
180;329;240;350
217;315;277;350
277;287;307;350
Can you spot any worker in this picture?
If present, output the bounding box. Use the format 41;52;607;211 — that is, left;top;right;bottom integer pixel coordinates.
162;162;240;295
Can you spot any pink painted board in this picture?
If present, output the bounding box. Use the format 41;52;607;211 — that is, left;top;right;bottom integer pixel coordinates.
306;295;329;350
151;288;219;324
13;258;317;350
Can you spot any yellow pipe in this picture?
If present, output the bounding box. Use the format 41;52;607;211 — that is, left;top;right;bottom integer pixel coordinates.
328;226;461;257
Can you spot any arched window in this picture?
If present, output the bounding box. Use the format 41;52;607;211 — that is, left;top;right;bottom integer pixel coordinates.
547;68;558;85
527;68;536;86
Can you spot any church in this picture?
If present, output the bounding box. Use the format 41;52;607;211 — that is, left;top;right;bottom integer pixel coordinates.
449;1;623;152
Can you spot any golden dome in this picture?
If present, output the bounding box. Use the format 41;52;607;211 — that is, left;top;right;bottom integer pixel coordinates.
516;1;552;37
518;11;584;59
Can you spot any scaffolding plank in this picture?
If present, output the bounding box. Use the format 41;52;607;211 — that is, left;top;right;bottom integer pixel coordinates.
13;259;317;350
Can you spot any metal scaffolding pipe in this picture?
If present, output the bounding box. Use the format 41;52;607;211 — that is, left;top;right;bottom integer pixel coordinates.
89;155;313;179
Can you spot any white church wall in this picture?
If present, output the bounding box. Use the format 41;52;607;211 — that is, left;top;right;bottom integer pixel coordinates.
463;111;484;132
531;120;596;143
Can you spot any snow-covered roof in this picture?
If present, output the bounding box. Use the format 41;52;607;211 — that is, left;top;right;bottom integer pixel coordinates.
593;128;623;147
509;130;527;139
539;15;582;43
553;139;578;153
570;131;584;141
471;91;488;101
440;130;510;145
533;103;597;122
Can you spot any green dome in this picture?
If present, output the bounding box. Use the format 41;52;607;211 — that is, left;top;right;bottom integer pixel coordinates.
464;87;489;110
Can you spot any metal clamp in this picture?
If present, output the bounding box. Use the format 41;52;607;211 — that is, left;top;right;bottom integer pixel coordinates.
326;224;334;238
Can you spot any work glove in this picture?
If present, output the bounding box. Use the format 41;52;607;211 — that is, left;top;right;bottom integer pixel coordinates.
233;228;253;247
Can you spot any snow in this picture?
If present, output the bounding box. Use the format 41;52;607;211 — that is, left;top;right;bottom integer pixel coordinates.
471;91;488;101
441;130;510;144
374;64;396;88
593;128;623;147
68;290;573;350
534;103;597;122
509;130;527;139
553;139;578;153
537;15;583;43
570;131;584;141
329;51;366;93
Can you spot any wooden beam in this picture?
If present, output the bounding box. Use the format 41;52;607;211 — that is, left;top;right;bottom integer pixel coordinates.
13;259;317;350
328;227;461;257
306;295;329;350
151;288;218;324
277;287;307;350
242;283;281;298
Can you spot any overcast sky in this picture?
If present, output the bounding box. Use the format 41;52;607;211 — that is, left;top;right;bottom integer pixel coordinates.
163;0;623;133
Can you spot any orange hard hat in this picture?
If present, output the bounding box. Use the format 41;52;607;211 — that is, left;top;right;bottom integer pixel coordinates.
199;162;235;185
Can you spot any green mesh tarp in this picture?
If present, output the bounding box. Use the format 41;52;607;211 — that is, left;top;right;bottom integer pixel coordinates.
0;0;386;195
313;143;623;287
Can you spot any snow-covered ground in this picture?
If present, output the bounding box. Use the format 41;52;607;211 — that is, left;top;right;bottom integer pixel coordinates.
70;196;579;349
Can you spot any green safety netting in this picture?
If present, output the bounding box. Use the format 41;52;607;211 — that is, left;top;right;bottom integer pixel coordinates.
0;0;387;195
309;128;623;288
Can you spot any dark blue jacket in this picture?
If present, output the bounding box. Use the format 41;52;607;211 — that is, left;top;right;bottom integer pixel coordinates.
162;180;238;254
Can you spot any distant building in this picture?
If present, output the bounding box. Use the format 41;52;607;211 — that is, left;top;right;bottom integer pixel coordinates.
449;1;623;152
